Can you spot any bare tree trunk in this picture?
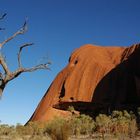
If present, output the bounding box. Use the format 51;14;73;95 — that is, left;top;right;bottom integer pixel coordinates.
0;84;5;98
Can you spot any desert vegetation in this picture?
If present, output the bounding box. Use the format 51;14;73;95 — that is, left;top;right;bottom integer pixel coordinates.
1;107;140;140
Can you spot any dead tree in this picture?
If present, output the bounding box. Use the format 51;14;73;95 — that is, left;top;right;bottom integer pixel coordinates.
0;14;51;97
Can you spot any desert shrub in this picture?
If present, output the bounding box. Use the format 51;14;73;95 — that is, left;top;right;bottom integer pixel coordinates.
27;121;44;135
16;123;29;136
95;110;138;139
0;109;139;139
15;122;44;137
95;114;112;134
44;117;71;140
128;118;137;138
70;115;81;136
111;110;137;136
0;124;15;136
67;106;75;112
70;114;95;136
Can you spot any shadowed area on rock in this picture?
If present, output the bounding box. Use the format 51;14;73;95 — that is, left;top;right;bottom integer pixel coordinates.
92;44;140;114
29;43;140;122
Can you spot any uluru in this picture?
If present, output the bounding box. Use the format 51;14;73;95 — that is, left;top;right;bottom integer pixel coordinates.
29;43;140;122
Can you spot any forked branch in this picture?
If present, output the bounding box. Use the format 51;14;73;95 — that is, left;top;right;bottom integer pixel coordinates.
0;20;27;48
22;63;51;72
0;18;51;97
18;43;34;68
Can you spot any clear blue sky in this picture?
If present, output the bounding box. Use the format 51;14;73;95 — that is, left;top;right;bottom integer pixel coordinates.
0;0;140;125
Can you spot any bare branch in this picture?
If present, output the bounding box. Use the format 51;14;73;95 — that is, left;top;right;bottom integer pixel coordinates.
22;63;51;72
3;62;51;83
0;55;11;75
0;19;27;48
18;43;34;68
0;72;3;79
0;13;7;20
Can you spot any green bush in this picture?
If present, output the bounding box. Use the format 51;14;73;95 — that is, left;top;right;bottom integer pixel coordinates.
44;117;71;140
70;114;95;136
96;114;111;134
111;110;137;136
67;106;75;112
95;110;137;138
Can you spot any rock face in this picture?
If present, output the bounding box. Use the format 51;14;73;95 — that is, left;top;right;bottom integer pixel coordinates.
29;44;140;122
